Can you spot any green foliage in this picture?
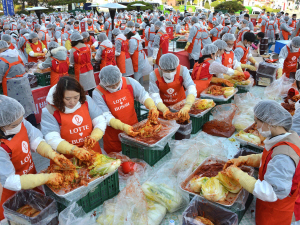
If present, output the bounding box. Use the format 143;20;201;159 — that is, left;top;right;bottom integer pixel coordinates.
214;1;244;13
126;1;153;11
253;4;280;13
48;0;86;6
211;0;224;8
204;1;210;9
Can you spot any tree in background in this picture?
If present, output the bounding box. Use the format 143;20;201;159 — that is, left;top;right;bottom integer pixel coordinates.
214;1;244;13
48;0;86;11
127;1;153;11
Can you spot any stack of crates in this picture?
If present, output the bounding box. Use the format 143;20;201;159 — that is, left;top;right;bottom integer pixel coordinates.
35;73;51;86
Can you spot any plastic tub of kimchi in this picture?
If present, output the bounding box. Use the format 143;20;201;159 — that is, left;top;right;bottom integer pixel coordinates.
180;155;254;207
235;123;265;150
200;85;238;102
169;98;215;118
119;118;180;148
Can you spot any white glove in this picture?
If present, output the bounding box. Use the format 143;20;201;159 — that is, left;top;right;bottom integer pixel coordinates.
92;41;99;47
255;62;259;69
115;51;121;56
29;51;35;57
38;63;44;70
296;100;300;110
152;48;158;60
226;68;235;76
43;48;47;53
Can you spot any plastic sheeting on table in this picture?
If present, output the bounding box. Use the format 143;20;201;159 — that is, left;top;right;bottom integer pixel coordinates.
59;203;96;225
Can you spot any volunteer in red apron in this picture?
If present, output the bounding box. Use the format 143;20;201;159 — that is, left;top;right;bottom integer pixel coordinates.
113;28;134;77
1;34;16;50
87;18;95;31
224;100;300;225
41;77;106;162
234;32;259;69
73;21;80;32
82;31;98;51
210;20;222;42
126;21;136;34
152;21;169;67
92;65;159;154
289;14;297;29
104;13;112;41
258;9;266;23
95;39;116;70
221;33;248;72
280;17;293;40
208;12;217;30
38;42;70;87
69;32;96;97
0;95;65;220
261;15;268;33
192;44;243;97
277;37;300;79
26;32;47;63
236;20;250;43
149;53;197;119
185;16;202;69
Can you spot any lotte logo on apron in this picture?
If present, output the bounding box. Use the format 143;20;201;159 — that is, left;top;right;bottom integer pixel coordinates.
22;141;29;154
229;58;233;63
72;115;83;126
167;88;175;95
292;56;297;61
37;47;41;51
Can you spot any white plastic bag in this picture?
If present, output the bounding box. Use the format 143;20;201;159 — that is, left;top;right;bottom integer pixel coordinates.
264;75;294;101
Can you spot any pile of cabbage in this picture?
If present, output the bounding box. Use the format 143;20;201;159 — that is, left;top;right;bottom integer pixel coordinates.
189;172;242;202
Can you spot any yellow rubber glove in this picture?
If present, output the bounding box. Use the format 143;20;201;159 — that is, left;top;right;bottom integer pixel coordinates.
123;124;139;136
84;128;104;149
211;77;234;87
144;98;156;110
144;98;159;123
184;42;191;50
236;66;243;73
36;141;68;167
152;58;156;64
225;165;257;193
56;140;91;161
224;154;262;169
277;68;283;78
90;128;104;141
72;147;91;161
233;70;244;76
20;173;63;189
110;118;126;130
248;57;257;65
56;140;75;155
179;94;195;118
241;64;256;71
157;102;169;116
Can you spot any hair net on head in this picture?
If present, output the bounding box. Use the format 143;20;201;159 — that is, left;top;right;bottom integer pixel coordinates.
254;100;292;131
0;40;9;49
46;24;53;29
201;44;218;55
112;28;121;36
0;95;25;127
81;32;89;38
296;69;300;81
166;21;172;26
99;65;122;86
242;19;248;25
292;37;300;48
124;28;131;35
202;15;206;19
3;25;9;29
34;24;40;29
70;32;83;41
159;53;179;70
213;39;228;50
154;21;163;28
212;20;219;26
28;32;38;39
98;33;108;42
184;17;189;22
1;34;11;42
284;16;289;21
135;23;140;28
20;28;29;35
222;33;236;42
48;41;59;49
127;21;134;27
191;16;199;23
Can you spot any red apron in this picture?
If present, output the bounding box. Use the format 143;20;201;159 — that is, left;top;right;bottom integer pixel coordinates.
0;123;40;220
96;77;138;153
27;41;44;63
222;51;234;69
8;43;15;50
282;29;290;40
154;65;186;107
208;17;216;29
40;30;48;49
283;46;300;78
100;46;116;70
237;30;248;43
0;56;25;96
211;27;221;42
20;35;28;52
137;18;142;24
106;21;111;37
290;20;297;28
156;32;169;65
191;59;213;97
131;37;145;72
73;45;93;81
236;45;249;64
74;26;80;31
256;141;300;225
261;23;266;33
54;102;101;158
87;24;94;30
50;57;70;87
116;39;130;74
187;27;201;54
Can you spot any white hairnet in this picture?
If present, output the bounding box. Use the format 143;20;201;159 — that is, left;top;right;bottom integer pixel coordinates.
201;44;218;55
112;28;121;36
98;33;107;42
1;34;11;42
48;41;59;49
154;21;163;28
81;32;89;38
296;70;300;81
46;24;53;29
0;40;9;49
127;21;134;27
213;39;227;50
20;28;29;35
222;33;236;42
254;100;292;131
191;16;199;23
292;108;300;136
284;16;289;21
99;65;122;86
124;28;131;35
28;32;38;39
34;24;41;29
70;32;83;41
159;53;179;70
0;95;25;127
292;37;300;48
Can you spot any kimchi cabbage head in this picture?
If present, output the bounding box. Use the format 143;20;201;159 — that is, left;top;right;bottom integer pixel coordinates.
189;176;209;193
217;171;242;193
202;177;228;202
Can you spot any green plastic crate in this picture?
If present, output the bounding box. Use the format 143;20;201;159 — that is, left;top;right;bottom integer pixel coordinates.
138;111;149;122
0;84;2;94
35;72;51;86
44;170;119;213
138;30;143;35
122;143;170;166
68;66;75;75
134;100;141;118
237;86;250;94
215;98;233;105
190;112;210;134
176;41;187;49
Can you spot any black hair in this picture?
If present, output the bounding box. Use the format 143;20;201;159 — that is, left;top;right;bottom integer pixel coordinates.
126;31;135;40
240;11;243;15
257;32;265;39
198;54;214;64
293;14;297;17
71;40;84;47
281;11;284;15
75;21;79;24
243;32;256;42
213;12;217;16
244;14;249;18
159;16;165;21
267;12;270;14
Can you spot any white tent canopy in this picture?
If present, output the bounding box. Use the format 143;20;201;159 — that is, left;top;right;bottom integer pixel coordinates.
99;3;127;9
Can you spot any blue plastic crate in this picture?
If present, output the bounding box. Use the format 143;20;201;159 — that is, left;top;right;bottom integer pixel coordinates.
274;40;290;54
